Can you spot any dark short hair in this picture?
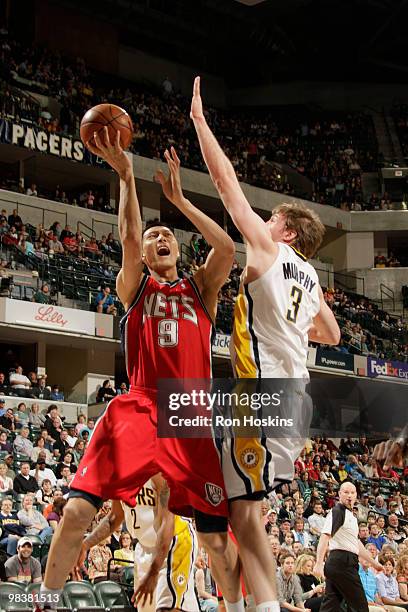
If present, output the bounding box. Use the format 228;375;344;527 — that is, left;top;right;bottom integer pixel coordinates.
142;221;174;237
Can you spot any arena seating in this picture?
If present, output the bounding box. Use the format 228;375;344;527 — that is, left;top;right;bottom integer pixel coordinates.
0;32;382;209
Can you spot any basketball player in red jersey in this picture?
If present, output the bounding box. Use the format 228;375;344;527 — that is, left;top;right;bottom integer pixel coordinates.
35;129;242;611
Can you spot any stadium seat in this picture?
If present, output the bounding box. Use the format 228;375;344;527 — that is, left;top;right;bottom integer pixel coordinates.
93;580;132;610
26;583;69;610
0;582;27;610
62;581;102;611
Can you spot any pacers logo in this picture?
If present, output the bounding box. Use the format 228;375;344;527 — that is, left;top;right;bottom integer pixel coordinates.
176;573;186;586
205;482;224;506
240;448;259;469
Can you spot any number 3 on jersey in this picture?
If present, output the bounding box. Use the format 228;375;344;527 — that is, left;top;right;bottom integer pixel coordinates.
286;285;303;323
158;319;178;347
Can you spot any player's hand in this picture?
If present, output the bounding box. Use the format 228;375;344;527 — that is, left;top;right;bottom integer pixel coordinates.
373;438;406;470
372;561;384;573
154;147;185;207
86;127;133;180
132;569;159;608
313;561;325;579
72;542;87;581
190;76;205;121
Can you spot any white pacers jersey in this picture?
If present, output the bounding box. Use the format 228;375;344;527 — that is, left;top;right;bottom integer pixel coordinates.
122;479;157;549
231;243;320;379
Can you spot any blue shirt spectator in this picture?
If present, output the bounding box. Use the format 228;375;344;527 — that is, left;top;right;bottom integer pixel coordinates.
358;562;379;605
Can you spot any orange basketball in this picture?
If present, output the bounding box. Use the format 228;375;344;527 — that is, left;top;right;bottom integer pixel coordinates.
80;103;133;151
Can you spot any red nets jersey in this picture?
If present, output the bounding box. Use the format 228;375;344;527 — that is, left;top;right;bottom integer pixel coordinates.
121;274;213;389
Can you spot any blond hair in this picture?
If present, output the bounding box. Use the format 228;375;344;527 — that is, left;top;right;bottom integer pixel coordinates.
274;202;325;258
295;553;316;574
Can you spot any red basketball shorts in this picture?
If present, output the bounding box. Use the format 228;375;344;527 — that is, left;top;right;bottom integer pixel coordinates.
70;387;228;517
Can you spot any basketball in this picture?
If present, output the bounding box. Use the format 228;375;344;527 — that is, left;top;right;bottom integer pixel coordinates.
80;103;134;151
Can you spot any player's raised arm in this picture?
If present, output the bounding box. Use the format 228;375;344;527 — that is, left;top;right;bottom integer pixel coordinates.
307;286;341;345
88;127;144;310
155;147;235;319
191;77;276;262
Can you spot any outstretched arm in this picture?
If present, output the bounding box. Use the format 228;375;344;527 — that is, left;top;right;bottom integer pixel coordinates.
191;77;276;273
87;128;144;310
73;500;124;579
155;147;235;319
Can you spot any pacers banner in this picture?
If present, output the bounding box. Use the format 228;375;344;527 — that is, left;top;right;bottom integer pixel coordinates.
0;118;103;166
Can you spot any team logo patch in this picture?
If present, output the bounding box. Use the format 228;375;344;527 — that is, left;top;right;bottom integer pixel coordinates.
205;482;224;507
176;573;186;586
240;448;259;468
81;466;88;477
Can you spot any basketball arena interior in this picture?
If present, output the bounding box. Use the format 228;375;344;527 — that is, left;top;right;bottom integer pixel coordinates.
0;0;406;609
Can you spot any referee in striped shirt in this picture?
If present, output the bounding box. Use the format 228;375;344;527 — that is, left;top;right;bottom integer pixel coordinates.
313;481;383;611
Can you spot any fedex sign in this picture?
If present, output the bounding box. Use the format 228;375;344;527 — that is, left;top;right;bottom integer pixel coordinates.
367;357;408;380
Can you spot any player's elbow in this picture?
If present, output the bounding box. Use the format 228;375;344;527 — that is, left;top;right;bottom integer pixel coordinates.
224;235;235;260
326;326;341;346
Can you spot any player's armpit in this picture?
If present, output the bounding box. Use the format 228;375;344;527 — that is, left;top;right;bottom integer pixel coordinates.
308;287;340;345
193;247;234;320
116;263;144;311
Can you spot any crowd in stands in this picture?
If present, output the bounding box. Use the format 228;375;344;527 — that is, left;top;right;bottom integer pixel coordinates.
1;413;408;612
0;32;393;213
0;368;64;402
0;204;406;363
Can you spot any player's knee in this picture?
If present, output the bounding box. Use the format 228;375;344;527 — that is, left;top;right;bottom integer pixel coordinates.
61;499;94;531
199;532;229;558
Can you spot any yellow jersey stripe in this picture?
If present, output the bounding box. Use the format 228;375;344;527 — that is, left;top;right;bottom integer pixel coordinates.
232;289;258;377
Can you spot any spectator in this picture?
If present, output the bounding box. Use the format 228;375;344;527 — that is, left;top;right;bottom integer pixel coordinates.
94;287;117;315
30;453;57;487
35;479;54;509
28;402;46;428
87;538;112;583
9;365;31;396
47;497;66;531
0;407;16;433
374;496;388;516
4;536;41;583
195;554;218;612
32;283;52;304
17;494;53;542
358;555;393;610
295;553;324;611
30;436;54;465
34;376;51;400
293;519;312;549
376;556;408;609
50;385;64;401
14;402;29;427
72;438;85;465
396;555;408;601
277;552;307;610
4;454;15;480
117;382;128;395
74;414;87;436
0;462;13;493
13;462;39;494
26;183;38;197
53;428;70;459
113;531;134;567
56;465;74;493
13;425;34;456
0;431;13;453
7;209;22;230
0;497;25;555
96;380;116;403
308;502;326;545
55;451;77;479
